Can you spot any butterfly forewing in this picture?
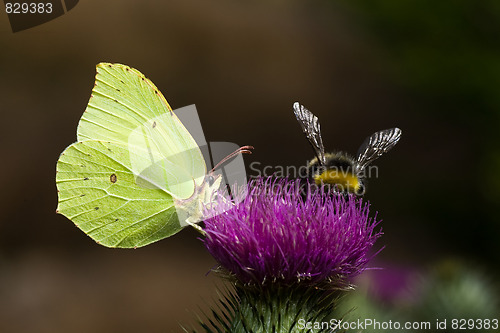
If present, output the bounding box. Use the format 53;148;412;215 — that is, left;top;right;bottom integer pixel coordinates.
77;63;206;199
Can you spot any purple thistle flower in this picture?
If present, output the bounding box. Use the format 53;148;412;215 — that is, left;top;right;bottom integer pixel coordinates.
202;177;382;286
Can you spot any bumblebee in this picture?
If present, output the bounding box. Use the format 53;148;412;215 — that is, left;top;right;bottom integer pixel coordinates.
293;102;402;195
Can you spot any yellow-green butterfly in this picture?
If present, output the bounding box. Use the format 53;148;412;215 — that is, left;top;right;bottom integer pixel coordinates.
56;63;251;248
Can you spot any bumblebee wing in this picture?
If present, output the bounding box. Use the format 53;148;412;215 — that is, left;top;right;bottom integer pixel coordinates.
356;127;402;171
293;102;326;165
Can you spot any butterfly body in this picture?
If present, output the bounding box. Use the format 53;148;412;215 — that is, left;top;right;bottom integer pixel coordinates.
175;173;222;226
293;102;401;195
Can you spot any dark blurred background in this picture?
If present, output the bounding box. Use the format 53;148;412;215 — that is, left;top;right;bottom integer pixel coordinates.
1;1;499;332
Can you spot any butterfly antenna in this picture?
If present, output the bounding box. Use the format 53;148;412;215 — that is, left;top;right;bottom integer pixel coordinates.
210;145;254;172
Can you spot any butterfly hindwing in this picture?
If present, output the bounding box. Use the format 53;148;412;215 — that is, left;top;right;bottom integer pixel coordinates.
56;140;183;248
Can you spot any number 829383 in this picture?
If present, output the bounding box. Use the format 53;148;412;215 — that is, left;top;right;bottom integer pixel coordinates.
5;2;53;14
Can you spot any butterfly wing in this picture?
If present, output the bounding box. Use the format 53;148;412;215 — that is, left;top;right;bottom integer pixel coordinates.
293;102;326;165
56;63;213;247
77;63;207;196
355;128;402;172
56;140;182;248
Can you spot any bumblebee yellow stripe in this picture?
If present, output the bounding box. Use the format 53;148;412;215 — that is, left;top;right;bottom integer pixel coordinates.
314;169;361;193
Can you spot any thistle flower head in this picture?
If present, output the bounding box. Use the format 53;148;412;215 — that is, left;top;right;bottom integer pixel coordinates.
203;177;382;286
